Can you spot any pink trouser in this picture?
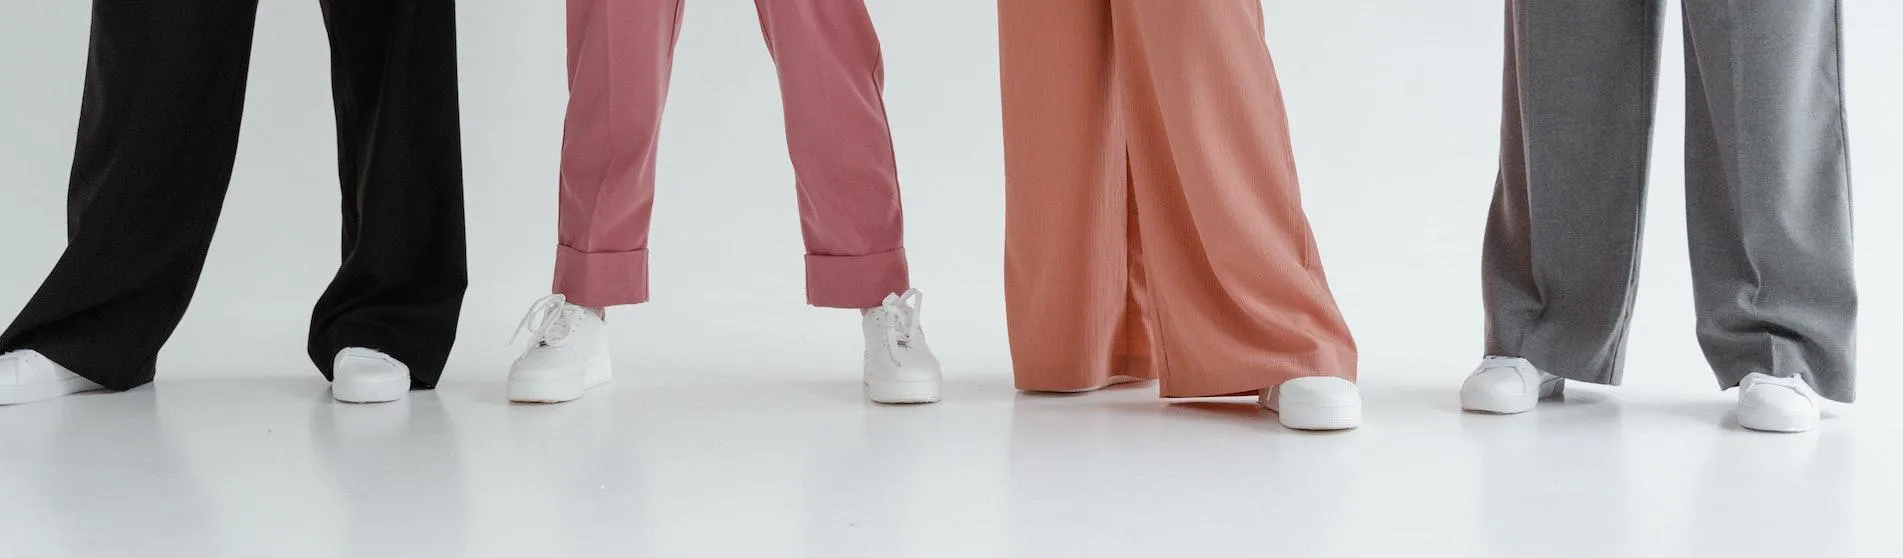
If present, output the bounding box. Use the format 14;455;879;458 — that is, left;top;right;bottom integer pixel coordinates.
555;0;910;309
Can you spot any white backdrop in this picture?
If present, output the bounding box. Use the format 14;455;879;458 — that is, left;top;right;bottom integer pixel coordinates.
1;1;1898;403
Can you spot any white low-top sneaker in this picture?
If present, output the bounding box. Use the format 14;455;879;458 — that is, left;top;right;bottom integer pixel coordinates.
863;289;942;404
1460;356;1564;414
0;350;105;405
1260;376;1362;430
508;294;612;403
1735;372;1822;433
332;348;411;403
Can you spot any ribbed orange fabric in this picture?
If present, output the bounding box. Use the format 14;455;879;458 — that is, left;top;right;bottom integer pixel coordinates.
1000;0;1356;398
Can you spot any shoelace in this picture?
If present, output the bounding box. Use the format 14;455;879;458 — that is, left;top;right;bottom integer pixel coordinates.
512;294;575;349
872;289;924;354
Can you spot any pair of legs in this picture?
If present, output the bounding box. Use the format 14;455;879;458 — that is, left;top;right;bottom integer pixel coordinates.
554;0;909;309
0;0;468;404
998;0;1360;429
509;0;939;404
1467;0;1853;432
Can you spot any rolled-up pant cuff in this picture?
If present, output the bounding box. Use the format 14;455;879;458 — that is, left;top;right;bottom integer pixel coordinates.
806;247;910;309
553;244;649;308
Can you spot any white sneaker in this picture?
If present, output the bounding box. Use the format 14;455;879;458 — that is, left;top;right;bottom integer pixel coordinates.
508;294;612;403
0;350;105;405
1735;372;1822;433
1260;376;1362;430
863;289;942;404
1460;356;1564;414
332;348;411;403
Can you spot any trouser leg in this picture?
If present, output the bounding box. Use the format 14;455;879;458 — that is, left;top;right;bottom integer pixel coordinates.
1482;0;1664;385
0;0;263;390
307;0;470;387
754;0;909;309
1681;0;1855;401
1000;0;1155;392
1109;0;1357;397
551;0;685;308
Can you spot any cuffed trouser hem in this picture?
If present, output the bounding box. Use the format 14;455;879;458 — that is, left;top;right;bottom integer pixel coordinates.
553;244;650;308
806;247;910;309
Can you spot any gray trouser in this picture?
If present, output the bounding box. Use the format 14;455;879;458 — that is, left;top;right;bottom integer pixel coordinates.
1482;0;1856;402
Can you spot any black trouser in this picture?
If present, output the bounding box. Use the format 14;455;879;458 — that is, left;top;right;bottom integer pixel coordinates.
0;0;468;391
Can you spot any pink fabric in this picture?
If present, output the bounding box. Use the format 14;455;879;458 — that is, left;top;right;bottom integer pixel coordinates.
555;0;910;309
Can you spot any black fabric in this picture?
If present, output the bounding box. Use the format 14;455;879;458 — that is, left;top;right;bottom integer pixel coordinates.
0;0;467;390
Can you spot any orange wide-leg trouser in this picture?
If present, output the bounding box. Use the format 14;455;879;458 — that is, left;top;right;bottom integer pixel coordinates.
1000;0;1356;398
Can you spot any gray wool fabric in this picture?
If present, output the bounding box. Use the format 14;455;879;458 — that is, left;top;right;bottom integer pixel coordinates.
1481;0;1856;402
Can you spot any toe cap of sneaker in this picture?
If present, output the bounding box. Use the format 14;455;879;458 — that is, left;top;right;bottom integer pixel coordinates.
1463;367;1537;394
1277;376;1360;405
1739;386;1816;415
335;359;407;382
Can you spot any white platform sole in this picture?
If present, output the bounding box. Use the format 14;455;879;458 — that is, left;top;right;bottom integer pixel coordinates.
508;356;612;404
1461;376;1563;415
1736;405;1817;433
0;375;105;406
866;380;941;404
1460;388;1537;415
332;377;409;404
1274;401;1362;431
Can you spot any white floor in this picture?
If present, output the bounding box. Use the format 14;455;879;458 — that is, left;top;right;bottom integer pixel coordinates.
2;2;1901;557
3;368;1899;558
